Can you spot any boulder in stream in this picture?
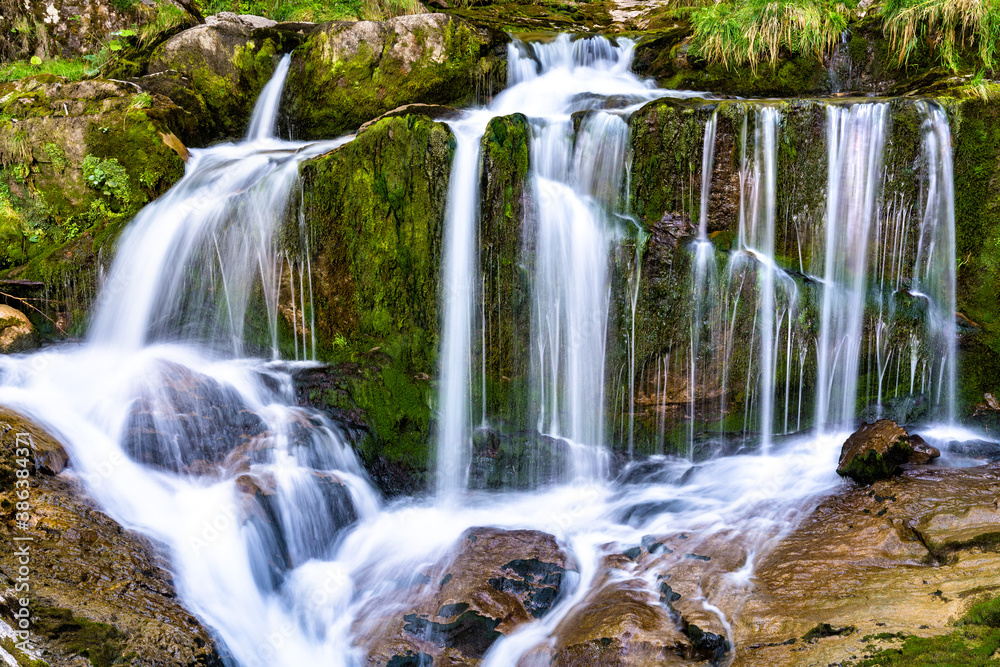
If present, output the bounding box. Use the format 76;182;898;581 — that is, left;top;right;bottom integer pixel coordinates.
836;419;939;485
354;526;573;665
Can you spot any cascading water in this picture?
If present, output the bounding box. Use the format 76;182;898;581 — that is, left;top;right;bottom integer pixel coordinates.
815;103;889;432
0;33;973;667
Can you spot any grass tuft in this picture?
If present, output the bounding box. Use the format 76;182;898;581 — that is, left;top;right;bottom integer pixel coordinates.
879;0;1000;71
0;57;89;83
689;0;852;72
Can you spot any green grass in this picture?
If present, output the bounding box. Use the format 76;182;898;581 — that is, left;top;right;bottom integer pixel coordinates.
688;0;852;71
137;1;192;48
879;0;1000;71
198;0;424;22
0;57;89;83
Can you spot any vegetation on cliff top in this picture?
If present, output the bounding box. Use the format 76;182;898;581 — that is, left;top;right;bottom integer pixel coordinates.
680;0;1000;73
200;0;425;22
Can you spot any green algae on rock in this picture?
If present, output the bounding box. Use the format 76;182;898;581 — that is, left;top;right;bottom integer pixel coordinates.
294;112;454;485
283;14;507;140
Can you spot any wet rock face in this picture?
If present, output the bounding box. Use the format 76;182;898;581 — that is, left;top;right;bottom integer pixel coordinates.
837;419;940;484
284;14;508;139
731;465;1000;666
355;527;573;665
121;361;267;472
0;410;223;666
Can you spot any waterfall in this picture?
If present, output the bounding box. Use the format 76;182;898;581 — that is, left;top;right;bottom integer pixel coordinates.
88;57;345;355
688;110;719;458
435;119;486;499
0;60;379;667
245;53;292;142
0;33;969;667
913;103;958;424
434;35;682;490
815;103;889;432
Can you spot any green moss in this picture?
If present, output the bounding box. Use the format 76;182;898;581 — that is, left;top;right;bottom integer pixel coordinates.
285;16;504;140
0;637;48;667
950;98;1000;411
478;113;531;429
298;113;454;470
838;440;913;485
32;606;125;667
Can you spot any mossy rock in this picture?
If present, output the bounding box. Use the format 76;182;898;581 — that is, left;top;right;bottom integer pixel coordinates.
477;113;531;430
295;112;455;476
0;76;188;335
147;13;292;139
283;14;507;140
0;0;198;61
836;420;914;485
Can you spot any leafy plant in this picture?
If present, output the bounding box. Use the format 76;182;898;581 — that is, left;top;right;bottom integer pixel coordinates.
82;155;131;205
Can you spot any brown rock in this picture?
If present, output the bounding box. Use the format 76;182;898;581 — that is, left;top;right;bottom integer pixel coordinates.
552;579;695;666
836;419;913;484
0;409;222;666
354;526;573;666
0;305;34;353
905;433;941;465
731;465;1000;666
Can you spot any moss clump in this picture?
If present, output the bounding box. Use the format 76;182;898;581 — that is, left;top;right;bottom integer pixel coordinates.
32;606;125;667
298;113;454;471
285;15;505;140
0;636;48;667
850;597;1000;666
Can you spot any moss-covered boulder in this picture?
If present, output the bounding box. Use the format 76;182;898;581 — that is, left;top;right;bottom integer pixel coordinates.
0;75;189;334
0;0;199;61
146;13;305;139
283;14;507;140
836;420;915;484
0;410;223;666
294;112;454;489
